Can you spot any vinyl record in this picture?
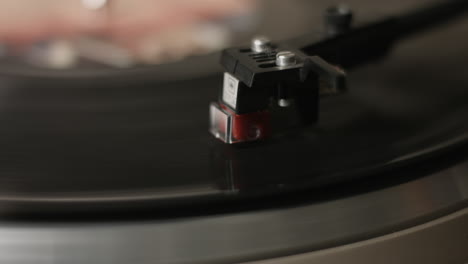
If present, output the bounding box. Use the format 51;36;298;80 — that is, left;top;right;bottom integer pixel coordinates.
0;2;467;220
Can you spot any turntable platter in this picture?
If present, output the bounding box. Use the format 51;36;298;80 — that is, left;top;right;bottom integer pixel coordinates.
0;4;467;219
0;1;467;264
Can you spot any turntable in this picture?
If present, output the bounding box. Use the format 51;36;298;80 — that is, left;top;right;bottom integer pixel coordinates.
0;0;467;263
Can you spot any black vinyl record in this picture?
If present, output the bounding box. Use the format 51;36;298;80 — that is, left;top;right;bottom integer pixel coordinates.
0;6;467;220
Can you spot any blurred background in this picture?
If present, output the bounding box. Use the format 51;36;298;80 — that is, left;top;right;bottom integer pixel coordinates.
0;0;434;70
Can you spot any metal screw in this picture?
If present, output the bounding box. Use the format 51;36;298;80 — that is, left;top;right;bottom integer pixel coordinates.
251;36;271;53
276;51;296;67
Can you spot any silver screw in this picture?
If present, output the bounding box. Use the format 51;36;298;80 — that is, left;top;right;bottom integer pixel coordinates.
251;36;271;53
276;51;296;67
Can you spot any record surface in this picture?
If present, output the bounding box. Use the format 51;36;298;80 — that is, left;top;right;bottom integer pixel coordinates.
0;2;467;219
